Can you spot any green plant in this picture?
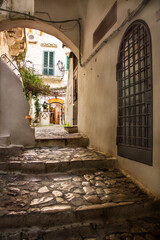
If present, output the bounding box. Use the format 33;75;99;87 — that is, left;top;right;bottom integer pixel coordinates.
34;96;41;122
18;66;51;120
64;123;71;127
19;66;51;99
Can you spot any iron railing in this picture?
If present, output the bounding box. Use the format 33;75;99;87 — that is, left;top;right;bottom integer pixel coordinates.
1;54;22;81
24;62;68;77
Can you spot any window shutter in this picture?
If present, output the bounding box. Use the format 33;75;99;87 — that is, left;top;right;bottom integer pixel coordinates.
43;51;55;75
49;52;54;67
66;56;70;70
44;52;48;67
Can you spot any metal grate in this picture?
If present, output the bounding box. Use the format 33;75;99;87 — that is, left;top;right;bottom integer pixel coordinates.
117;20;153;165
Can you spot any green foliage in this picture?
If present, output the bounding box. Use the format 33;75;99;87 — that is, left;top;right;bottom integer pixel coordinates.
19;66;51;99
34;96;41;121
64;123;71;127
19;66;51;121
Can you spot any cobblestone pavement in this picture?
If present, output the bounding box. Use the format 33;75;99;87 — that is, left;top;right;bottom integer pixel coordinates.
4;147;110;163
35;125;80;139
0;147;160;239
0;148;149;214
0;168;149;213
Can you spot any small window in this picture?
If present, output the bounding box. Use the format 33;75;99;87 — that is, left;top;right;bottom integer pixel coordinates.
93;1;117;47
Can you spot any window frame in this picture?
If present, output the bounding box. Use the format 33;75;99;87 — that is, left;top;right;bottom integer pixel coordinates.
42;50;55;76
116;20;153;165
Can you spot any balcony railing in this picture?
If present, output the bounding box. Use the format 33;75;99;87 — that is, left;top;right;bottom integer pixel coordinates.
25;62;68;77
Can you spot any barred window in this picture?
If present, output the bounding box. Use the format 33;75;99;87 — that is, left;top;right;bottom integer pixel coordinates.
117;20;153;165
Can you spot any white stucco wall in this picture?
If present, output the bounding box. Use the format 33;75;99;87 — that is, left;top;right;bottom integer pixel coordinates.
25;29;69;76
0;59;35;146
78;0;160;197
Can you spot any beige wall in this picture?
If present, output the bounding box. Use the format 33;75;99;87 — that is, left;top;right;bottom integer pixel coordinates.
65;56;73;125
117;0;160;197
78;0;160;197
0;59;35;146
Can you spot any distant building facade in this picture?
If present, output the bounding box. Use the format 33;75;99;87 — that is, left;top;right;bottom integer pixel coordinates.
25;28;71;125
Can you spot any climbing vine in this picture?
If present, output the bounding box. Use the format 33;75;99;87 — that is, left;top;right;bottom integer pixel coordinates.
19;66;51;121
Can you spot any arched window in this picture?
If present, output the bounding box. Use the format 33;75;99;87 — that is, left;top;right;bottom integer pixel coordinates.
117;20;153;165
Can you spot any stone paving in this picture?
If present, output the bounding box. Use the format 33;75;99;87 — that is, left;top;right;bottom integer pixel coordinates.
34;126;89;148
0;168;149;214
0;143;160;239
0;147;115;173
35;125;80;139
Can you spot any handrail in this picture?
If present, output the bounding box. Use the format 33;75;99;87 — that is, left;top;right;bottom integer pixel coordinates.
1;54;22;81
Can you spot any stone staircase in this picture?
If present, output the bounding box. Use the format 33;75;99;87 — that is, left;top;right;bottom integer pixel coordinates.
0;146;160;239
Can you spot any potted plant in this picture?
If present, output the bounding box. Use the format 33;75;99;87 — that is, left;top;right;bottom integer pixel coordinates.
33;119;38;127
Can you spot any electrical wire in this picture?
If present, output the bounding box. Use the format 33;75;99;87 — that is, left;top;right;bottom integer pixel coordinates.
35;11;52;21
0;0;150;68
0;7;82;67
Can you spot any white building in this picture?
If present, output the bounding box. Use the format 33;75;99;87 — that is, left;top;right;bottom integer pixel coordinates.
25;28;71;125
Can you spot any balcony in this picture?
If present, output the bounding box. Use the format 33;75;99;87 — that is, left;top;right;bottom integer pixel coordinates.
25;63;68;78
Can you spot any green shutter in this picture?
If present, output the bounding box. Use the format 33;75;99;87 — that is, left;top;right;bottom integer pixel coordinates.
43;51;54;76
49;52;54;67
66;56;70;70
44;52;48;67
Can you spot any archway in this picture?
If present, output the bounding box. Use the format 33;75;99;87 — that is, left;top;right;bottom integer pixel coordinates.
0;19;78;145
0;19;79;58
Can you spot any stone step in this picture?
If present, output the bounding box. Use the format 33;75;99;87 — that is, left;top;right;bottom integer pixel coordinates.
0;169;157;230
0;145;23;157
35;136;89;148
0;147;117;173
0;201;155;229
0;134;10;146
1;216;160;240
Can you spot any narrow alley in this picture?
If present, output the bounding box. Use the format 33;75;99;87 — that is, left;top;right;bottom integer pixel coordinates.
0;126;160;240
0;0;160;239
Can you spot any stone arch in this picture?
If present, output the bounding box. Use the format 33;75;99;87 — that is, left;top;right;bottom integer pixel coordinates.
0;19;79;58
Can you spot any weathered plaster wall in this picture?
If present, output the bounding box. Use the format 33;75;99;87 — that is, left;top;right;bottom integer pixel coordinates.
117;0;160;198
34;0;87;50
65;56;74;126
0;59;35;146
78;0;160;197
